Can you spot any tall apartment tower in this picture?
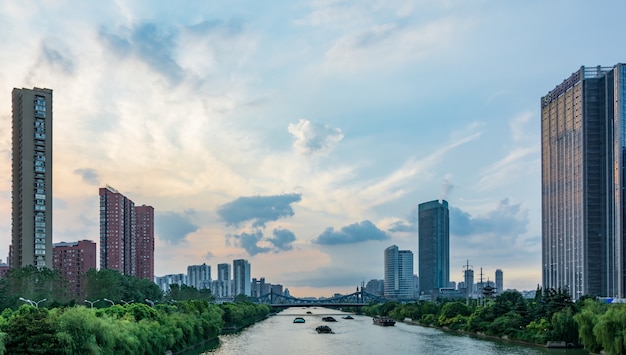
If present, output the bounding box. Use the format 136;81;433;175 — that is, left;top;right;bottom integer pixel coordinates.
52;240;97;298
541;64;626;299
99;186;134;274
233;259;251;297
216;263;231;297
188;263;211;290
418;199;450;295
12;88;53;269
383;245;414;299
495;269;503;294
134;205;154;281
99;186;154;280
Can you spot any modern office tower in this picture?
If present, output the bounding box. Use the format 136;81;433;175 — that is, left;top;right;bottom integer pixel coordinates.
99;186;154;280
134;205;154;281
495;269;503;294
154;273;187;293
52;240;97;297
541;64;626;299
216;263;231;297
384;245;415;299
418;200;450;295
233;259;251;297
12;87;53;269
187;263;211;290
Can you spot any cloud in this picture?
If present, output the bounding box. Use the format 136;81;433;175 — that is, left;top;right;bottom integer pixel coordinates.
288;119;344;155
450;198;528;239
226;228;298;256
268;228;296;251
314;220;389;245
226;230;271;256
217;193;302;228
99;22;184;82
40;41;75;74
205;251;215;259
155;210;199;244
73;168;100;186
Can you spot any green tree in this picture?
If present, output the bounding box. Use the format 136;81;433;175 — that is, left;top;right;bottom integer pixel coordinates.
592;304;626;355
550;306;578;343
3;305;61;354
574;298;606;353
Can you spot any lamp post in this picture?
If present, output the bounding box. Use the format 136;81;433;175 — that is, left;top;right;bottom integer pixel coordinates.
84;299;100;308
145;298;155;307
120;299;134;305
103;298;115;306
33;298;47;308
19;297;35;307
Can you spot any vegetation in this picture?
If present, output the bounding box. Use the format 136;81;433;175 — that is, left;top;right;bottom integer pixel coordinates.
0;266;270;354
360;288;626;355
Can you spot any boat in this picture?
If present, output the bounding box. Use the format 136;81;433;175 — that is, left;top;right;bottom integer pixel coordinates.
293;317;305;323
322;316;337;322
316;325;333;334
372;316;396;326
342;315;354;320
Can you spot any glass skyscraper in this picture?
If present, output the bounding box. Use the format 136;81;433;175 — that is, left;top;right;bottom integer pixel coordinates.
12;87;53;268
418;200;449;296
541;64;626;299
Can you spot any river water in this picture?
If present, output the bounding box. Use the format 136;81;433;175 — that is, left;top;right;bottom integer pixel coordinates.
199;307;588;355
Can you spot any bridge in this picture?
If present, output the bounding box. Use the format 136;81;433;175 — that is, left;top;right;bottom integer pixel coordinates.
250;290;389;308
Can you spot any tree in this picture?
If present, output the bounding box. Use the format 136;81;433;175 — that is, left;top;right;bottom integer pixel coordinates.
3;305;62;354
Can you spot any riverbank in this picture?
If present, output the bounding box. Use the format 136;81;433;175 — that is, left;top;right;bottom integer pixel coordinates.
401;319;587;352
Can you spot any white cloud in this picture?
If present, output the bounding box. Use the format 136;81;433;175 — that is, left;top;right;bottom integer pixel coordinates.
288;119;344;156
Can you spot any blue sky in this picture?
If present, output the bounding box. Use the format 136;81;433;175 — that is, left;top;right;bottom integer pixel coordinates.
0;0;625;297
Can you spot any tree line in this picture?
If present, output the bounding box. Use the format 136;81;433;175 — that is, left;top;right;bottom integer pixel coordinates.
0;266;271;354
356;288;626;355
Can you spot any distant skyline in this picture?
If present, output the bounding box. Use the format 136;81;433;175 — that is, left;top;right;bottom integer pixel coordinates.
1;1;626;297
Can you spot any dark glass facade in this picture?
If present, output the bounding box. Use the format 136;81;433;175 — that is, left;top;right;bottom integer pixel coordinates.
418;200;449;295
541;64;626;299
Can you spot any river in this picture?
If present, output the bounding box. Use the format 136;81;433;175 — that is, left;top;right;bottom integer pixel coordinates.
196;307;588;354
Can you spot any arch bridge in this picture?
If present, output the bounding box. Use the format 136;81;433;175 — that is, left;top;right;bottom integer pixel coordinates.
250;290;389;308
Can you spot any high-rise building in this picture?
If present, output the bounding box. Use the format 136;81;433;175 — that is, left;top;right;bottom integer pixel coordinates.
52;240;97;298
99;186;154;280
215;263;231;298
384;245;414;299
418;200;450;295
495;269;503;294
233;259;251;297
12;87;53;269
99;186;134;274
541;64;626;299
155;273;187;293
464;268;474;299
134;205;154;281
188;263;211;290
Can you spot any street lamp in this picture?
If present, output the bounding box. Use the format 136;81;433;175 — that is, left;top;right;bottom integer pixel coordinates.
120;299;134;305
145;298;155;307
19;297;35;307
33;299;47;308
103;298;115;306
84;299;100;308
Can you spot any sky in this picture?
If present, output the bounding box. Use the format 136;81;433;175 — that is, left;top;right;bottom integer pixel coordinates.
1;0;625;298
